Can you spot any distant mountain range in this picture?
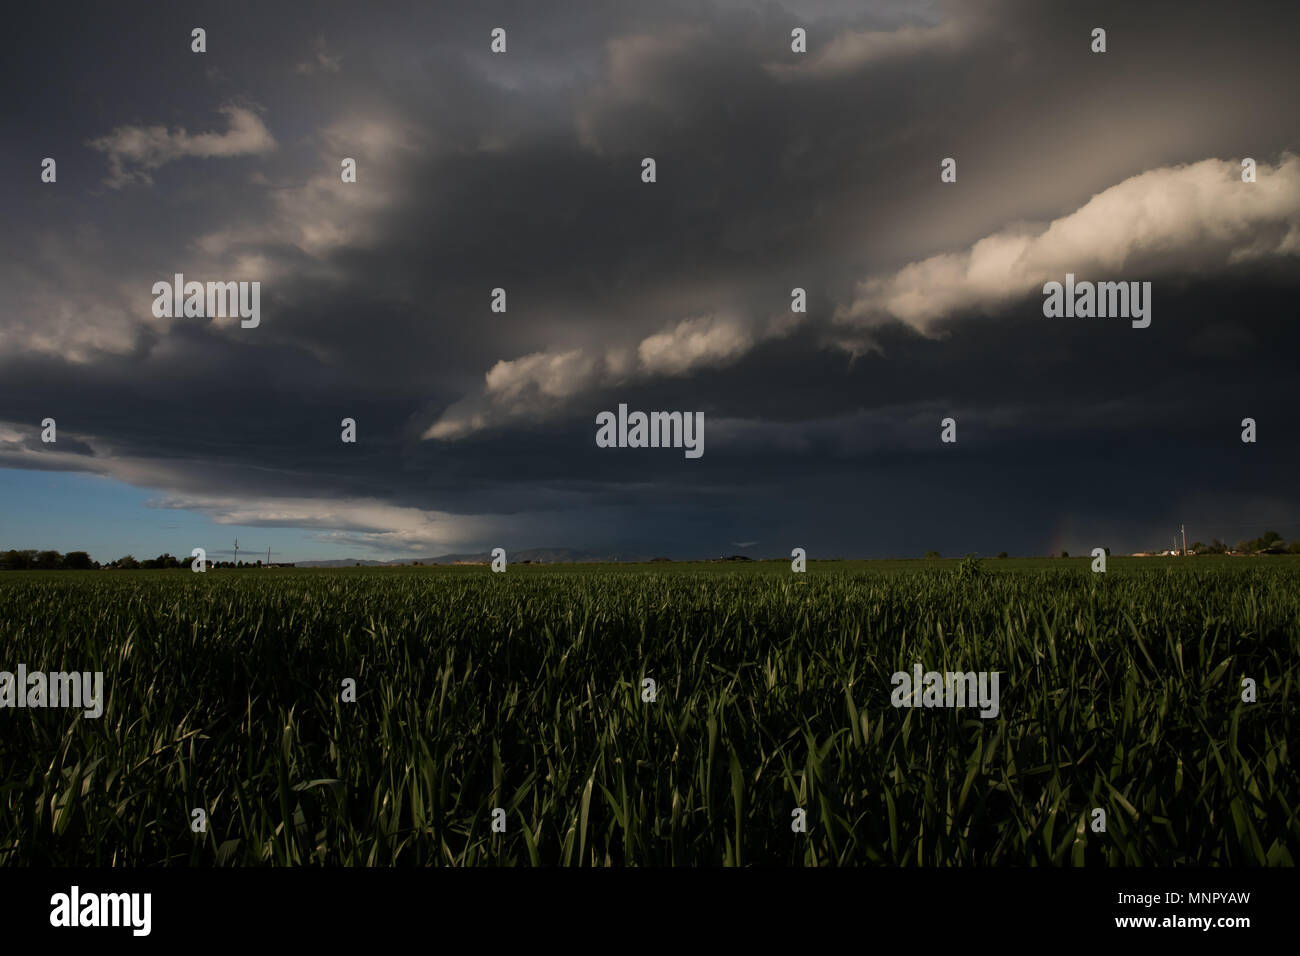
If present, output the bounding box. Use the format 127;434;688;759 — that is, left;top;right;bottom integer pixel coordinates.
296;547;659;567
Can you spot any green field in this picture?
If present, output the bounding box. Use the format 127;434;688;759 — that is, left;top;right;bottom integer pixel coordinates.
1;557;1296;866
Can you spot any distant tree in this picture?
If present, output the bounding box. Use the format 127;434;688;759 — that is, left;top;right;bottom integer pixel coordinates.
1189;541;1206;554
997;552;1008;559
64;551;93;570
34;550;64;570
1061;550;1069;558
0;550;32;570
114;555;139;569
256;559;263;567
1210;539;1227;554
1235;539;1252;554
1290;541;1300;554
924;550;941;559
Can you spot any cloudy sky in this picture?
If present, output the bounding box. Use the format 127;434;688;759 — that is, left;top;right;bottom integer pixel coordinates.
2;0;1298;563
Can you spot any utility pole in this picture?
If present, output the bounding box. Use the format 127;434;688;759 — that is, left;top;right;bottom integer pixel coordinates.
233;538;239;566
267;546;271;566
1181;524;1187;556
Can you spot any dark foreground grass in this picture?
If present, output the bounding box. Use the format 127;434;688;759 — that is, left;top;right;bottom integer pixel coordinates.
0;559;1295;866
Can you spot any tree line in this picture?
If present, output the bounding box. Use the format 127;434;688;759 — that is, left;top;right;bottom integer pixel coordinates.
0;550;276;570
1189;532;1300;554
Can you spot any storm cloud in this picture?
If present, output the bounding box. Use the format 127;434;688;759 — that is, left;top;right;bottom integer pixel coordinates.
2;0;1298;560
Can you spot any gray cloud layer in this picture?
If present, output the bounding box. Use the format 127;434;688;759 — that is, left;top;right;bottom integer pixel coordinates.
2;0;1299;558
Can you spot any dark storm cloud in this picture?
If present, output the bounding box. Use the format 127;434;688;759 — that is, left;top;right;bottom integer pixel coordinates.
1;0;1298;558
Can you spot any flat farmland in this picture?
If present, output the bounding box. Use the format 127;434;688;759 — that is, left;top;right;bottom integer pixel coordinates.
1;558;1295;866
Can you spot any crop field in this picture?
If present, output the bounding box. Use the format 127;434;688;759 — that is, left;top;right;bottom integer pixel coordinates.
1;558;1296;867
